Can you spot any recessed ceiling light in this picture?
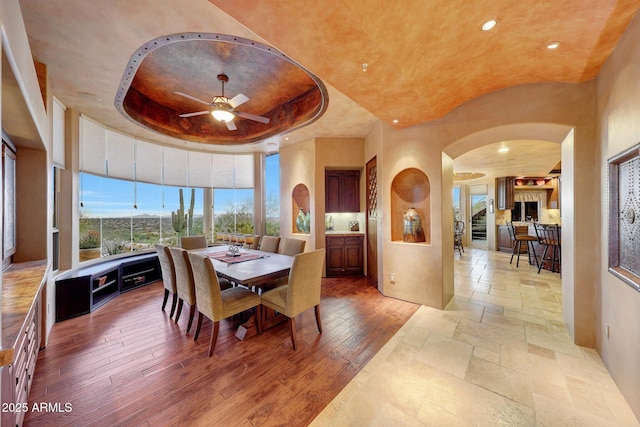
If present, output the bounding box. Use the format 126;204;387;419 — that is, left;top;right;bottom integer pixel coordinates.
393;119;399;124
498;147;509;153
362;63;368;72
285;137;289;141
546;41;561;49
481;19;497;31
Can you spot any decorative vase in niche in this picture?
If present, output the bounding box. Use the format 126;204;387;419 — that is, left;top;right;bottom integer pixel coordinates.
303;210;311;233
296;208;306;233
403;207;425;243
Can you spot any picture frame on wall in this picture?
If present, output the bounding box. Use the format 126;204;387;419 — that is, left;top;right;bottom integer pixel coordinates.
608;142;640;291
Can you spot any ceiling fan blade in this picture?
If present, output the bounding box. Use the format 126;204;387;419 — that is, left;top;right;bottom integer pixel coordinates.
237;111;270;124
229;93;249;108
174;91;211;106
179;111;211;118
225;120;237;131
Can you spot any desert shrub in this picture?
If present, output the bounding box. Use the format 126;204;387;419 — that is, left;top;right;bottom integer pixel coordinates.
79;230;101;249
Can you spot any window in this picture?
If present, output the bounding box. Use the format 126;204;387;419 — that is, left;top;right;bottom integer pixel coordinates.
214;188;254;235
265;153;280;236
79;172;206;261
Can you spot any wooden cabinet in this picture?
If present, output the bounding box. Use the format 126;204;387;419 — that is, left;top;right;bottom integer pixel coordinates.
1;295;40;427
497;225;513;253
496;177;515;210
56;253;160;322
121;255;161;292
325;170;360;212
326;235;364;276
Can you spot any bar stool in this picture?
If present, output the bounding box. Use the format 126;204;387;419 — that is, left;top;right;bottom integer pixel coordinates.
506;222;539;268
534;223;561;274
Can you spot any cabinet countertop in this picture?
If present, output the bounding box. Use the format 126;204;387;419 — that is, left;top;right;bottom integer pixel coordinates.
1;260;48;366
325;231;364;236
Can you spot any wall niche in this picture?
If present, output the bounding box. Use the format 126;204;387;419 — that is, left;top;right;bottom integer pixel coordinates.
292;183;310;234
391;168;430;244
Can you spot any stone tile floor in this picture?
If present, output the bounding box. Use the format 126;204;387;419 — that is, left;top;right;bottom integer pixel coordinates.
311;247;639;426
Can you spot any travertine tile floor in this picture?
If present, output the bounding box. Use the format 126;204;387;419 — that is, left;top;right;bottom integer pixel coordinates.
311;247;639;426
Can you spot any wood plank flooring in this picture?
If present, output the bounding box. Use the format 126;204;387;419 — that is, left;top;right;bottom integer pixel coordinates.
24;277;419;426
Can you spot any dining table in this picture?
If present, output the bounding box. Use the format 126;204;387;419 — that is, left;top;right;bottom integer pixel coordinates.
194;245;294;340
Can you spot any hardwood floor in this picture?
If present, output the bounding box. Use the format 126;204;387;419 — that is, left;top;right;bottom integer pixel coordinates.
24;277;418;426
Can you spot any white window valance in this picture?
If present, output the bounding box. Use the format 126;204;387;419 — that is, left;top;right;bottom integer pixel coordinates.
514;191;544;202
79;115;254;189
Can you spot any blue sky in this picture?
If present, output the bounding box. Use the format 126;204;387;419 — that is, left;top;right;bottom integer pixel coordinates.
80;153;280;218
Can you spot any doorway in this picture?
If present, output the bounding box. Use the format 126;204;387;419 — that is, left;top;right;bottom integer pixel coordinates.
366;157;378;287
469;184;488;244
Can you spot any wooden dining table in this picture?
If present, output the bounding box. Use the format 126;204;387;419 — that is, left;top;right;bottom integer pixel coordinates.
194;245;294;340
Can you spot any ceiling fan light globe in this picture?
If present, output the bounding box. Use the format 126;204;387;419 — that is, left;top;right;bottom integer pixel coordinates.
211;109;235;122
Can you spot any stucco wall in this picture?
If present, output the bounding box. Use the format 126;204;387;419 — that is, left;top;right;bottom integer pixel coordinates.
595;11;640;419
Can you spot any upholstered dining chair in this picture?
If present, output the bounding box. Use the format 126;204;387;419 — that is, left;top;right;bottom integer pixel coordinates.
188;252;262;357
279;237;306;256
155;243;178;318
259;235;280;253
260;248;326;350
169;247;198;333
180;235;207;250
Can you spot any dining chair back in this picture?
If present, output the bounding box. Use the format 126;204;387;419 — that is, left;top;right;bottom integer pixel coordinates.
155;243;178;318
534;223;561;274
260;248;326;350
180;235;207;250
454;220;465;255
188;252;262;357
259;236;280;253
506;222;539;268
169;247;197;333
279;237;306;256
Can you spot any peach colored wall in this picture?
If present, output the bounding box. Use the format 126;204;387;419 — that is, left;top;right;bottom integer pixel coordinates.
595;11;640;419
279;139;315;251
380;123;452;308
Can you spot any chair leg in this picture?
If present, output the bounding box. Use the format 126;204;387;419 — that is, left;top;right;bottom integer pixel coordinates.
515;241;522;267
289;317;298;350
161;289;169;311
527;241;539;269
256;305;263;335
510;241;517;264
169;293;178;319
208;321;220;357
314;305;322;334
194;312;204;341
186;304;196;333
538;245;549;274
175;299;184;323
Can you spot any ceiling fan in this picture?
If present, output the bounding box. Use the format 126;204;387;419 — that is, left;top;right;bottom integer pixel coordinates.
174;74;270;131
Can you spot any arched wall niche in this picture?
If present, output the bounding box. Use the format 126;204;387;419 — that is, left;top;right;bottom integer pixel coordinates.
391;168;430;244
292;183;310;234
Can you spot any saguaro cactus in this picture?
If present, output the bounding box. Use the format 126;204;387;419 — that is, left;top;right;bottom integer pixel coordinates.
171;188;196;236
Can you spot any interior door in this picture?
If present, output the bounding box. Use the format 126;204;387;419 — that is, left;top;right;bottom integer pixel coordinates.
366;157;378;287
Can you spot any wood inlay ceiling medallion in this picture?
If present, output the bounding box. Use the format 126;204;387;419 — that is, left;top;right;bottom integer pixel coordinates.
115;33;328;145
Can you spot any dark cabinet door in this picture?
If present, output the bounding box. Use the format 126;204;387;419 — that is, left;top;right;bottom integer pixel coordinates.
325;172;342;212
497;226;512;253
344;237;363;273
325;235;363;276
325;170;360;212
341;171;360;212
496;177;514;210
